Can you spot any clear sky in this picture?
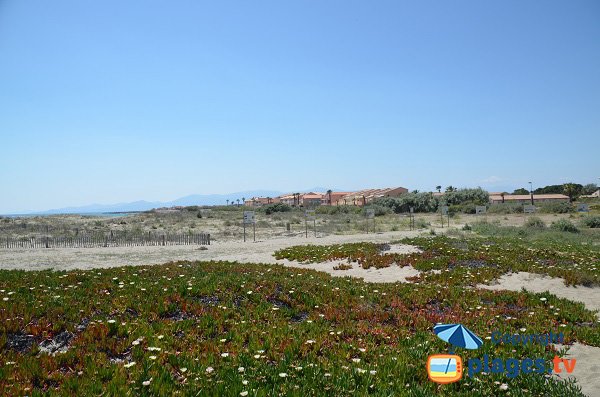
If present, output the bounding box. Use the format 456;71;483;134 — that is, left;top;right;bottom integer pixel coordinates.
1;1;599;213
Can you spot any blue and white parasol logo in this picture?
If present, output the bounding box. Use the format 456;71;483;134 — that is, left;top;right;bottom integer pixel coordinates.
433;323;483;350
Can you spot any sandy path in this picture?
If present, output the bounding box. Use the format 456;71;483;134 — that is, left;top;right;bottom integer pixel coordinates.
0;230;421;271
479;272;600;397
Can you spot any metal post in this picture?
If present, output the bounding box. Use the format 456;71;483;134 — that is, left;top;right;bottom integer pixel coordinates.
314;218;316;237
253;222;256;242
529;182;534;205
243;222;246;242
305;216;308;238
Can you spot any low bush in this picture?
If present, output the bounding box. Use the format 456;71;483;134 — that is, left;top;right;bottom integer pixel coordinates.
551;219;580;233
415;219;430;229
487;203;524;214
374;193;439;213
315;205;362;215
524;216;546;230
255;220;270;228
448;203;476;214
367;204;391;216
581;215;600;228
538;202;574;214
260;203;292;215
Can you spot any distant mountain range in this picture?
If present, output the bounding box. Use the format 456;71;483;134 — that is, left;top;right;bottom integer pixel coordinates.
23;187;340;215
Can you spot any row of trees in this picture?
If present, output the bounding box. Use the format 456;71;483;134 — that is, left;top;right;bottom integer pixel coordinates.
225;198;246;207
512;183;597;202
374;188;489;213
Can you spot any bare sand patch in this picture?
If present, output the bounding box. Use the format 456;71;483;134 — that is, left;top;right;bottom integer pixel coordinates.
478;272;600;316
555;343;600;397
275;242;422;283
280;259;421;283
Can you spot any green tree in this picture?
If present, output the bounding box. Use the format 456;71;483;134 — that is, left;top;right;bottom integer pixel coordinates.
513;188;529;195
582;183;598;195
563;183;582;202
435;186;442;193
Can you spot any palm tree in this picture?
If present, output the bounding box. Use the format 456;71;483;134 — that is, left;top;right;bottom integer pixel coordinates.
500;192;506;204
326;189;332;205
226;199;229;206
436;185;442;193
445;186;456;193
236;199;240;206
242;197;245;205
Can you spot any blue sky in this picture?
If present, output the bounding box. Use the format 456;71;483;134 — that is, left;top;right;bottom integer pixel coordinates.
1;1;599;213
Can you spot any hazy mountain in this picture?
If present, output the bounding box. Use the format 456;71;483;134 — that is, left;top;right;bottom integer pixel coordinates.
30;190;285;215
11;188;362;215
37;200;162;215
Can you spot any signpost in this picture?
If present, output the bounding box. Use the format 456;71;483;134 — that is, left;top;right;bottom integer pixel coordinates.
475;206;487;215
440;205;449;228
243;211;255;242
305;210;316;238
523;205;536;214
409;207;415;231
577;203;589;212
366;208;375;233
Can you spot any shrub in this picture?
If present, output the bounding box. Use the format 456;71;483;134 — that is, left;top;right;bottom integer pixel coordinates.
524;216;546;230
462;223;472;231
197;212;202;218
367;204;391;216
315;205;361;215
415;219;430;229
374;193;439;213
442;188;489;206
581;215;600;228
487;203;524;214
448;203;476;214
538;202;574;214
551;219;580;233
260;203;292;215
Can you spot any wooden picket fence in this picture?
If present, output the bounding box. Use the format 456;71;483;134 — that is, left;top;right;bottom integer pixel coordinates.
0;233;210;249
